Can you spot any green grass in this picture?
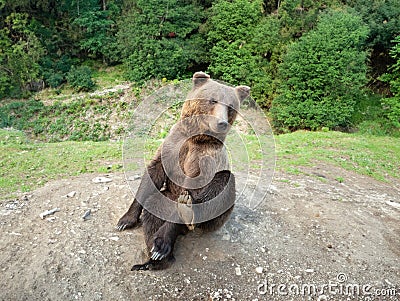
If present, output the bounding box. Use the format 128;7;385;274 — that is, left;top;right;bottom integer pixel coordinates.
1;128;399;201
0;96;132;142
92;65;126;88
0;129;122;199
275;130;400;181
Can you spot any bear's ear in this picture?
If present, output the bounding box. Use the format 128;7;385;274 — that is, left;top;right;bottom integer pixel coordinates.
193;72;210;88
235;85;250;103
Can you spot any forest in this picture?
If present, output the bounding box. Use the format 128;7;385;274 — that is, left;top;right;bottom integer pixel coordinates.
0;0;399;134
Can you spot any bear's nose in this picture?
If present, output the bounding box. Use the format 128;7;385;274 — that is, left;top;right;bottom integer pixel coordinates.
217;120;229;131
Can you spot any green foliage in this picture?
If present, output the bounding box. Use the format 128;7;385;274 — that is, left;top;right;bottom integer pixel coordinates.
206;0;273;104
0;96;131;142
67;66;96;92
40;55;74;88
71;0;120;60
347;0;400;49
272;9;369;132
278;0;329;39
116;0;205;82
249;15;283;107
380;36;400;129
0;13;45;97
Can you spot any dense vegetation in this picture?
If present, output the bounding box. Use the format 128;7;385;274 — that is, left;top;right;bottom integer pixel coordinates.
1;0;399;134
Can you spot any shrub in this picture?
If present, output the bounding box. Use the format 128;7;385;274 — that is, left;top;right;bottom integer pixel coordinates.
206;0;270;104
46;73;64;88
272;9;369;132
116;0;205;83
67;65;95;92
380;36;400;129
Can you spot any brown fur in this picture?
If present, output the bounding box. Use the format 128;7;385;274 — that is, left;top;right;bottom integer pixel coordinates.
117;72;250;270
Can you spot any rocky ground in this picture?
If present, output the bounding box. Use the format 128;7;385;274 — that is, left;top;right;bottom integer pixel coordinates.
1;164;399;300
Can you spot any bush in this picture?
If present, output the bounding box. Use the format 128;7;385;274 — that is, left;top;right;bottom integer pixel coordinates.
67;65;95;92
380;36;400;129
46;73;64;88
272;9;369;132
40;55;74;88
206;0;270;103
116;0;205;83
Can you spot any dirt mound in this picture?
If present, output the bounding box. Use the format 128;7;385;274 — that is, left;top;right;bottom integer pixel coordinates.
1;165;399;300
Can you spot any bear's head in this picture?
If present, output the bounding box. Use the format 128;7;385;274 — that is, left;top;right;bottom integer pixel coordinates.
181;72;250;141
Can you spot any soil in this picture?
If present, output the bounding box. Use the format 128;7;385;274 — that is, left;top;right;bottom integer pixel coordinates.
1;164;399;301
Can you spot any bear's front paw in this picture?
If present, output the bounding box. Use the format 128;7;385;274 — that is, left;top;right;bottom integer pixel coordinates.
116;214;140;231
150;237;172;261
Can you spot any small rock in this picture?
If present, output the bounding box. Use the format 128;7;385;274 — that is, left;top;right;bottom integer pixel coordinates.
235;266;242;276
222;234;231;241
82;209;91;221
40;208;60;219
305;269;315;273
8;232;22;236
66;191;76;198
386;200;400;209
255;267;263;274
327;244;333;249
109;236;119;241
127;175;141;181
92;177;112;184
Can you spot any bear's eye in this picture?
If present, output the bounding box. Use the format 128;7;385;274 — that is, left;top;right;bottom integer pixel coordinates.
209;98;217;104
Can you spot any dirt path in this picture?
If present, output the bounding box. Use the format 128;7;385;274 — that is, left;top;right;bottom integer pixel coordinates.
1;164;399;300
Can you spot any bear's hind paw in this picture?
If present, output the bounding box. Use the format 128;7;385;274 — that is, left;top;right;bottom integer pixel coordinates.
150;237;172;261
131;257;176;271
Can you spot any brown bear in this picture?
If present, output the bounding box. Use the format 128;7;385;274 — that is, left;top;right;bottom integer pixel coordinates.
117;72;250;270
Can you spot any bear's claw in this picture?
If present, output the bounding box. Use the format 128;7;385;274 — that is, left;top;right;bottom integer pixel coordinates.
150;237;172;261
116;224;127;231
116;215;140;231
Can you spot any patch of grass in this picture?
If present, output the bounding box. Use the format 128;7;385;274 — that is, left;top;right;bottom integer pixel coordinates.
276;130;400;182
2;126;399;201
0;129;122;200
92;65;126;88
0;96;133;142
335;176;345;183
351;92;400;137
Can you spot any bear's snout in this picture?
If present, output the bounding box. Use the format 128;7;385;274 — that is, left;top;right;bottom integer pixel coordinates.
217;120;229;131
211;103;229;133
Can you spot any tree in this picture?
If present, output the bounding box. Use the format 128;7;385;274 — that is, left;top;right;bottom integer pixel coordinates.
380;36;400;129
206;0;272;103
72;0;121;62
272;9;369;132
346;0;400;91
0;13;45;98
116;0;205;82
